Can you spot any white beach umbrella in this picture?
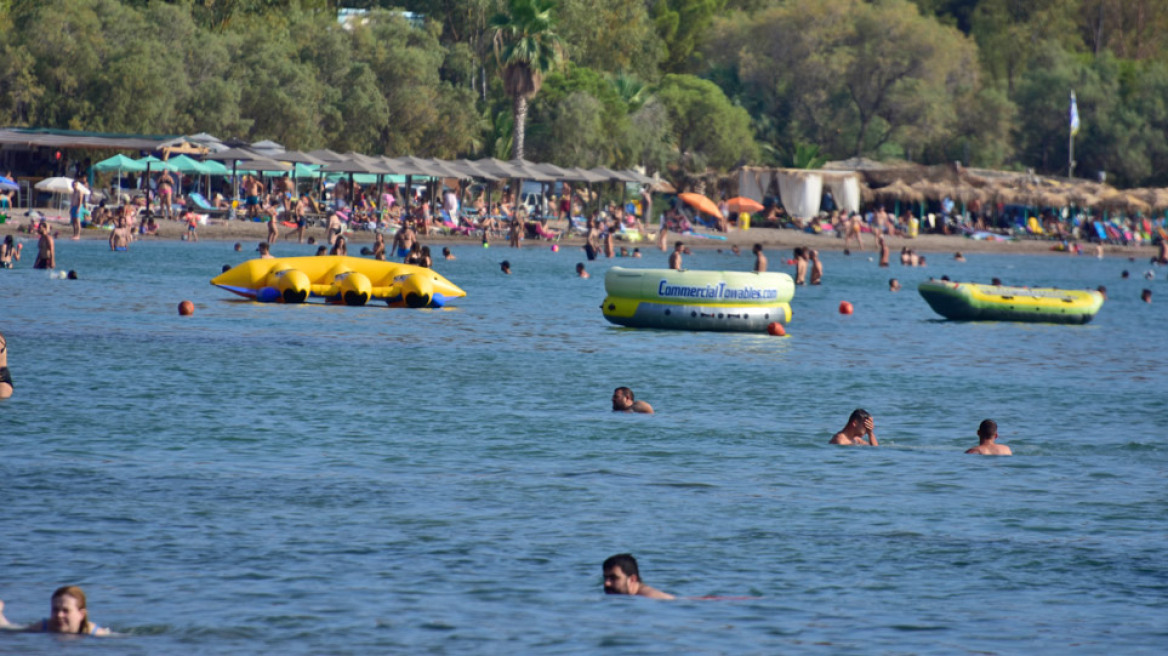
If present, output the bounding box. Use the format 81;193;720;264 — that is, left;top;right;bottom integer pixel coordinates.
35;177;75;194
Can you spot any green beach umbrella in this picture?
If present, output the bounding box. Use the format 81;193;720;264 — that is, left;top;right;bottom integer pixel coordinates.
165;154;211;175
93;154;146;173
94;154;146;197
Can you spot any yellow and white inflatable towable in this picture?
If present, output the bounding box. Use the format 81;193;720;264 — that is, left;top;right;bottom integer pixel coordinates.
211;256;466;308
601;267;794;332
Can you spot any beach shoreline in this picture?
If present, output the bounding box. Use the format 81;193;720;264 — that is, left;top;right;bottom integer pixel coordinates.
1;210;1158;259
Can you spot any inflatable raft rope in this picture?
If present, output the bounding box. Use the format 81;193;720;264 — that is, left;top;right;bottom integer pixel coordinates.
918;280;1103;324
602;267;794;332
211;255;466;308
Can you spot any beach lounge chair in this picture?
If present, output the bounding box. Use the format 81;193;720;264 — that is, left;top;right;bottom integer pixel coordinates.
187;192;229;217
1091;221;1109;243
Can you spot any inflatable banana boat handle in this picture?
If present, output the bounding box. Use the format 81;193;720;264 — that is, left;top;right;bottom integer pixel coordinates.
918;280;1103;324
211;255;466;308
601;267;795;332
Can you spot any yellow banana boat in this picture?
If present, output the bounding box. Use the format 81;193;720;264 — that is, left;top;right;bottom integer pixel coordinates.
211;255;466;308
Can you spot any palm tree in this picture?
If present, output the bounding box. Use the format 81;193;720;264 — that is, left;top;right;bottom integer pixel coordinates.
490;0;564;161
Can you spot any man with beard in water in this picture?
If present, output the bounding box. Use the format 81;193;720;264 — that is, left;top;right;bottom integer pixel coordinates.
602;554;674;599
612;386;654;414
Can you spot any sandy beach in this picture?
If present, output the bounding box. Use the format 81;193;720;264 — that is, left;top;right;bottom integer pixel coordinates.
1;208;1158;259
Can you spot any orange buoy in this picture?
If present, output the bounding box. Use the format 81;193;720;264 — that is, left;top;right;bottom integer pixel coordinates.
839;301;854;315
178;300;195;316
766;322;786;336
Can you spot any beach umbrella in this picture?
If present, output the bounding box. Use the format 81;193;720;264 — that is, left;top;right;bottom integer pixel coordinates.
35;176;75;193
726;196;764;213
873;180;922;203
35;176;75;213
93;154;146;197
164;154;211;175
678;192;723;219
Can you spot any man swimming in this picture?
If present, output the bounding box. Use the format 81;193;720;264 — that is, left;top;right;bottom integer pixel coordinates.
829;409;878;445
965;419;1012;455
602;554;674;600
612;387;653;414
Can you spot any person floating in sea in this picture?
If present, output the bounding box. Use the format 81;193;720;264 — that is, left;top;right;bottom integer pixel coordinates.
576;263;589;279
612;386;653;414
442;246;455;260
954;251;965;262
668;241;684;270
500;260;511;275
603;554;674;600
829;409;878;446
0;586;110;636
965;419;1012;455
1141;288;1152;303
752;243;767;272
257;242;273;259
889;278;900;292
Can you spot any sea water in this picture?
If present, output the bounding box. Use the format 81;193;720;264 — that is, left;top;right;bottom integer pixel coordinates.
1;239;1165;654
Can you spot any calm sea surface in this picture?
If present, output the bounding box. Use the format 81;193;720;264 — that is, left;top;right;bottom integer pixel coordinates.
1;237;1165;654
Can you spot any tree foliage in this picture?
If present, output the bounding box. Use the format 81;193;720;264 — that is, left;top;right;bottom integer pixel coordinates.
0;0;1167;182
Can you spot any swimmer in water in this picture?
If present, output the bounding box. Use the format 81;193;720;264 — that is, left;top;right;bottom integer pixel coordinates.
603;554;674;600
1141;288;1152;303
612;386;653;414
0;586;111;636
829;408;878;446
889;278;900;292
576;263;589;279
500;260;511;275
965;419;1012;455
0;331;12;399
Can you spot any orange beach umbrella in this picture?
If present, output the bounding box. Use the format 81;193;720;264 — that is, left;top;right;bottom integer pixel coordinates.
725;196;764;213
678;192;724;219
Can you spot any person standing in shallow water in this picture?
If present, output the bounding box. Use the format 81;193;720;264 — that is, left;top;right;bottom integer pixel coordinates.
669;241;684;270
0;331;12;399
752;243;767;272
965;419;1011;455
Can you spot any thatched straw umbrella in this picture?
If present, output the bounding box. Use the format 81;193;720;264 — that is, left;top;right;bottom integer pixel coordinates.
1097;192;1150;215
873;180;922;216
1038;191;1068;208
1066;188;1098;208
874;179;923;203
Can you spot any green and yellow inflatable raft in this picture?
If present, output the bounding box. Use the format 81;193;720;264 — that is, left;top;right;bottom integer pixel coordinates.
601;267;794;332
918;280;1103;324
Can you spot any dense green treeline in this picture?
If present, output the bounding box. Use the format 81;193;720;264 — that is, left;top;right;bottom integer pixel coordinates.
1;0;1167;186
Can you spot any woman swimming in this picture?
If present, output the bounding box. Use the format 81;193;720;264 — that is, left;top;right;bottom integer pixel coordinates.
0;586;110;636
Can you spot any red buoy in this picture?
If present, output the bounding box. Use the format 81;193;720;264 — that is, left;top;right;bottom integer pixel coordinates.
766;322;786;336
178;300;195;316
839;301;854;315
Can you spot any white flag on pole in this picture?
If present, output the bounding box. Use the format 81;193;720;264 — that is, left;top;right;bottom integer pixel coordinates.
1070;91;1080;136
